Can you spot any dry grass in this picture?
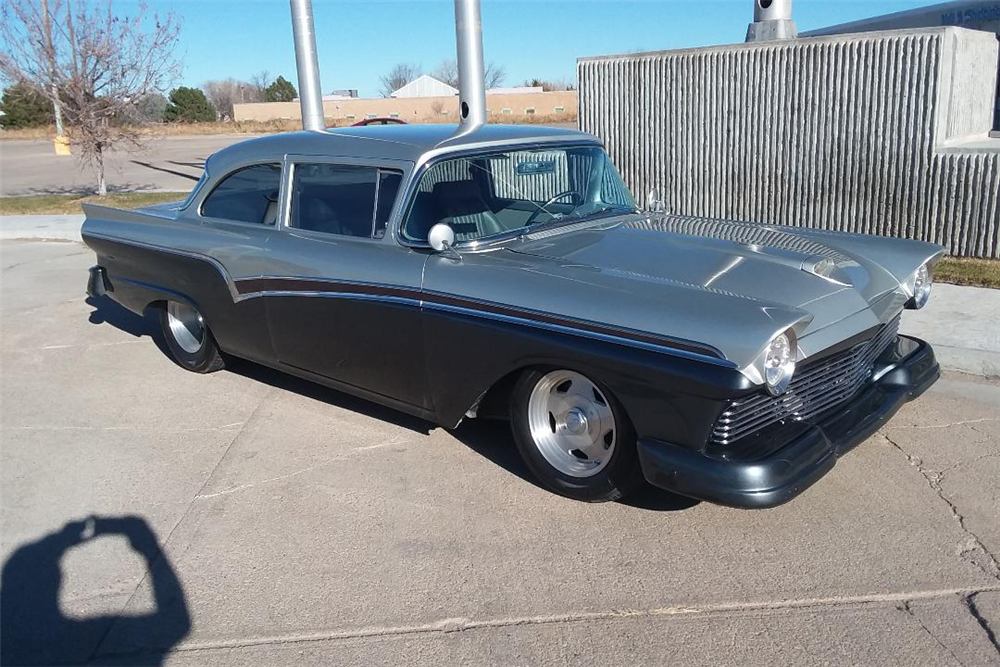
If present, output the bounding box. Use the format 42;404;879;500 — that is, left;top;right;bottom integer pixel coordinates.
934;257;1000;289
0;113;579;141
0;191;189;216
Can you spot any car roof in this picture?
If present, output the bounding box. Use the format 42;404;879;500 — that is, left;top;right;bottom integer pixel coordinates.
205;124;600;173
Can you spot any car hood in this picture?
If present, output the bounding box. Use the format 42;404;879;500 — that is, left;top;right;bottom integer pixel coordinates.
514;215;887;306
502;213;942;366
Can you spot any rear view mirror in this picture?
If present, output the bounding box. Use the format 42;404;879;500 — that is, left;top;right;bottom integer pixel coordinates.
428;223;456;252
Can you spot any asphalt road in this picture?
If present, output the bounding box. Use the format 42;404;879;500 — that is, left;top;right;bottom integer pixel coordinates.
1;239;999;666
0;135;257;197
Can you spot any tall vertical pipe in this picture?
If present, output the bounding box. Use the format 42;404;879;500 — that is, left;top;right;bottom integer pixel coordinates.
453;0;487;128
289;0;325;131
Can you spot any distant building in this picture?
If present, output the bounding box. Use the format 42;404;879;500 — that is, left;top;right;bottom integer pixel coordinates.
390;75;458;98
328;89;358;98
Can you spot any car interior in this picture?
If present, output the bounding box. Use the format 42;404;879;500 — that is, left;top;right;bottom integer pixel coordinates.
403;157;581;243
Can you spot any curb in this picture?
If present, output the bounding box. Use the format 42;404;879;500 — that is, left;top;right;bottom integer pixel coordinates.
0;214;84;242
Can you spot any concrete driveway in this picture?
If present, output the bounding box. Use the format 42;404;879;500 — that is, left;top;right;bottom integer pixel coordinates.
1;239;998;666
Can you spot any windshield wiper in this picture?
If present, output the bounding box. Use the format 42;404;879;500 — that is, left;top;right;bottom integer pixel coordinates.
518;205;636;239
563;204;637;222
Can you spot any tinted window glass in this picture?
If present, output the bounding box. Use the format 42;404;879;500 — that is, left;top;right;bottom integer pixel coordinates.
292;164;378;237
373;170;402;239
201;164;281;224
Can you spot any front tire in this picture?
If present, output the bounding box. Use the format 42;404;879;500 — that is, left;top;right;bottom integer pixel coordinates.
157;301;225;373
510;368;643;502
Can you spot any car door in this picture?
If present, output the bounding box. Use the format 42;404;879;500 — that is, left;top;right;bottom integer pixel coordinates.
262;155;431;411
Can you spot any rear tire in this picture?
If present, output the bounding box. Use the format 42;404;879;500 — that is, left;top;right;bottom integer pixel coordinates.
157;301;225;374
510;368;643;502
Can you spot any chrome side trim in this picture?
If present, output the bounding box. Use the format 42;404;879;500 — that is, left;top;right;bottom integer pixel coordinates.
423;300;737;368
242;283;734;368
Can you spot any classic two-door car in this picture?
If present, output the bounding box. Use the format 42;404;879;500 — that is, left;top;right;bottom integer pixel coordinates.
82;123;942;507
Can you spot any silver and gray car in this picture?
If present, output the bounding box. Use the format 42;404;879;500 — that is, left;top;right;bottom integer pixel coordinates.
82;124;942;507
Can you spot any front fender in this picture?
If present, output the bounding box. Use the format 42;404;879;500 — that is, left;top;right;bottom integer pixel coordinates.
423;307;754;450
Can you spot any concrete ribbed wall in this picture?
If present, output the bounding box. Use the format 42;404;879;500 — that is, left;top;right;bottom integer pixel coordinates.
578;27;1000;258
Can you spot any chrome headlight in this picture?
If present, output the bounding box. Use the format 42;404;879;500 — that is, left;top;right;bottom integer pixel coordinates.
763;331;797;396
907;263;932;309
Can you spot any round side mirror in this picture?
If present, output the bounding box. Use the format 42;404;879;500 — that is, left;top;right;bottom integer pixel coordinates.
428;223;456;252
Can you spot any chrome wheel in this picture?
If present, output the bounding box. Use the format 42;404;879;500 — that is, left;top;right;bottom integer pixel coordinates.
166;301;205;354
526;370;617;478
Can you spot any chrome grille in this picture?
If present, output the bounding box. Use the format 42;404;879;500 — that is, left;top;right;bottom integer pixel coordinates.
711;316;901;445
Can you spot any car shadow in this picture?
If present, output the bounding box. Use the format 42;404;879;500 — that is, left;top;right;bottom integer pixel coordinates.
85;296;699;512
452;419;698;511
86;296;173;360
229;361;437;436
0;516;190;666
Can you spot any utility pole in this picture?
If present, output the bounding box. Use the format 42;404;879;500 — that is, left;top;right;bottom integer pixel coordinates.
289;0;325;132
40;0;69;154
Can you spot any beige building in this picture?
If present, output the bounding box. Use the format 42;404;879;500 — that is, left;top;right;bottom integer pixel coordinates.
233;90;577;124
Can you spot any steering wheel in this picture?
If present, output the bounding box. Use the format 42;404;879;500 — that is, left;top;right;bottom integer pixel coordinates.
524;190;585;227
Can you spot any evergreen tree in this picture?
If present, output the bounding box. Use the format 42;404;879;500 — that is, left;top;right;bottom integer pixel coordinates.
0;83;54;128
163;86;216;122
264;76;297;103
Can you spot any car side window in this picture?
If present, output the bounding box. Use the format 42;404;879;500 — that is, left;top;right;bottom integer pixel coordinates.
291;164;380;238
200;163;281;224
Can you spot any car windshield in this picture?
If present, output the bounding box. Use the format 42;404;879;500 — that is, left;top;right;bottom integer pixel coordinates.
401;145;637;244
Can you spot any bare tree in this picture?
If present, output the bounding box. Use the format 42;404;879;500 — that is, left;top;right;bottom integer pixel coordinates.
379;63;420;98
204;78;254;120
432;59;505;89
248;70;272;102
0;0;181;196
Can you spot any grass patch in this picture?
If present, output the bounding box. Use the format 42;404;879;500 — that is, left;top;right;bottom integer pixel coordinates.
0;192;189;216
934;257;1000;289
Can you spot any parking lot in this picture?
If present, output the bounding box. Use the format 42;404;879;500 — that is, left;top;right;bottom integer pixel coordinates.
1;238;998;666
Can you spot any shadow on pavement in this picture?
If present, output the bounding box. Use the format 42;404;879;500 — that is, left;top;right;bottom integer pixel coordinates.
10;184;161;197
0;516;190;666
84;296;699;512
129;160;201;182
86;296;154;338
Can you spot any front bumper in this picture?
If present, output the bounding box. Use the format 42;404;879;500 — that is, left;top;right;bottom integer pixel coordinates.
637;335;939;509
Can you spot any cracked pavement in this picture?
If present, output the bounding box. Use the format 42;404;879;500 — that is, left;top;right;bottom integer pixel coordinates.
1;240;998;666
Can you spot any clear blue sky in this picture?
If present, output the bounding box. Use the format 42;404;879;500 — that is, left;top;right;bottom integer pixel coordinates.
147;0;942;98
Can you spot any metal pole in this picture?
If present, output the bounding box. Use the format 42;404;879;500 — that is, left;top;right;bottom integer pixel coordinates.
289;0;325;131
453;0;487;128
